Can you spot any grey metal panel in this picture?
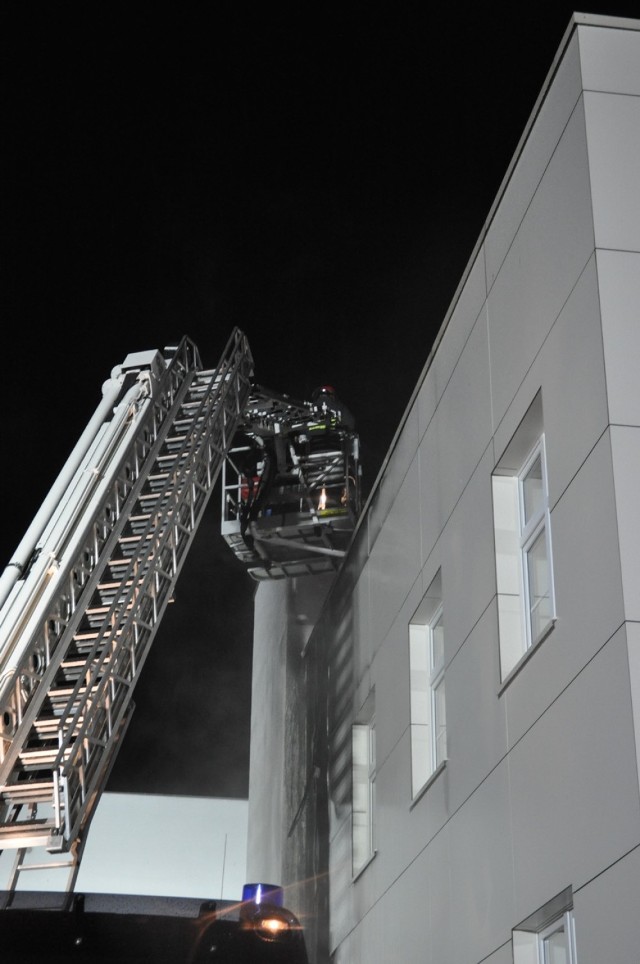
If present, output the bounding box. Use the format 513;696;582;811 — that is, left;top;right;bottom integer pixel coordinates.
447;760;516;963
426;822;453;963
485;33;583;291
492;253;608;504
585;91;640;252
373;733;419;895
338;508;371;598
491;255;609;520
434;308;493;528
536;254;608;510
366;405;421;556
349;569;372;696
579;22;640;96
441;444;498;666
418;420;444;567
396;726;449;855
610;426;640;623
368;465;422;655
416;359;438;445
572;819;640;964
377;848;434;964
480;945;517;964
488;98;595;431
509;625;640;922
432;250;487;410
628;622;640;787
371;575;423;770
445;606;508;817
598;249;640;426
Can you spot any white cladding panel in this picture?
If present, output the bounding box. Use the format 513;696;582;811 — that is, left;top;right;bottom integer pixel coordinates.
574;846;640;964
368;462;421;652
484;31;583;291
509;626;640;920
578;21;640;94
610;426;640;622
351;566;374;710
443;606;507;815
366;404;421;554
370;578;421;769
532;254;609;509
629;621;640;785
432;249;487;408
598;249;640;425
378;846;434;964
417;418;443;567
447;761;515;963
440;443;497;659
585;91;640;251
487;97;595;430
434;307;492;526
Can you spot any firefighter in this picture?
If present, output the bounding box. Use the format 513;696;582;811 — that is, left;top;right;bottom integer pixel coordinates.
311;385;354;429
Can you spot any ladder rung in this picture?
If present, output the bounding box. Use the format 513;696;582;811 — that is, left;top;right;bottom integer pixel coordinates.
1;780;55;803
0;825;61;850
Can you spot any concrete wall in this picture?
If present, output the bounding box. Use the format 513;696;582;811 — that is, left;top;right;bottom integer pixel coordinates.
248;15;640;964
247;572;334;960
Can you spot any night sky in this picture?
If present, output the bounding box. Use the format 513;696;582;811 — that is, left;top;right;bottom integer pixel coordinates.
2;4;637;797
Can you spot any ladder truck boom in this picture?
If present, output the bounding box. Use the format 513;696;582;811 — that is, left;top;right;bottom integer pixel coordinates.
0;329;254;887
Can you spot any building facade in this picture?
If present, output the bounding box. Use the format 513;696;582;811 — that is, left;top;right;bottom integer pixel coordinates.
247;14;640;963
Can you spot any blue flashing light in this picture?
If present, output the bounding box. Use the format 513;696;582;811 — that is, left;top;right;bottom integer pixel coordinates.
242;883;284;907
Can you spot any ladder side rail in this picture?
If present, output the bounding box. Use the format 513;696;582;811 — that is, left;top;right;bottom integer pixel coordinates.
59;353;253;847
54;330;253;751
0;382;165;784
55;334;254;847
0;381;151;702
56;337;254;762
32;368;205;820
0;338;201;787
0;378;125;615
0;329;199;621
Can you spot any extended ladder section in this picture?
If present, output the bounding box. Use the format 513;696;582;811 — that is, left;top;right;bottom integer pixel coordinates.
0;330;253;891
221;384;361;580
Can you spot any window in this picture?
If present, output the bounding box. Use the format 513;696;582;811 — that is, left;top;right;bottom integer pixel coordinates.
492;393;555;680
352;691;375;876
409;571;446;798
513;889;577;964
538;913;577;964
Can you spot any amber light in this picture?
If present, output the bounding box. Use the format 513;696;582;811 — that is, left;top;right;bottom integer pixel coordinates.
257;914;291;938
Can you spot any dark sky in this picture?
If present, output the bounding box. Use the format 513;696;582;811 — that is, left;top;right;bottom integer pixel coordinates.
2;4;637;797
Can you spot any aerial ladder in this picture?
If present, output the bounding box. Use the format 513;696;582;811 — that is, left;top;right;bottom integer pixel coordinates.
0;328;360;900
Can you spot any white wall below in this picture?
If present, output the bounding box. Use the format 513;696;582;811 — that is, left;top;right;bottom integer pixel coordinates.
76;793;248;900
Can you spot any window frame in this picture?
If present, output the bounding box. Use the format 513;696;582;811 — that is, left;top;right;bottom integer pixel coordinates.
351;700;376;878
492;392;556;683
409;571;446;800
538;910;577;964
518;436;555;652
512;887;577;964
429;604;446;771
